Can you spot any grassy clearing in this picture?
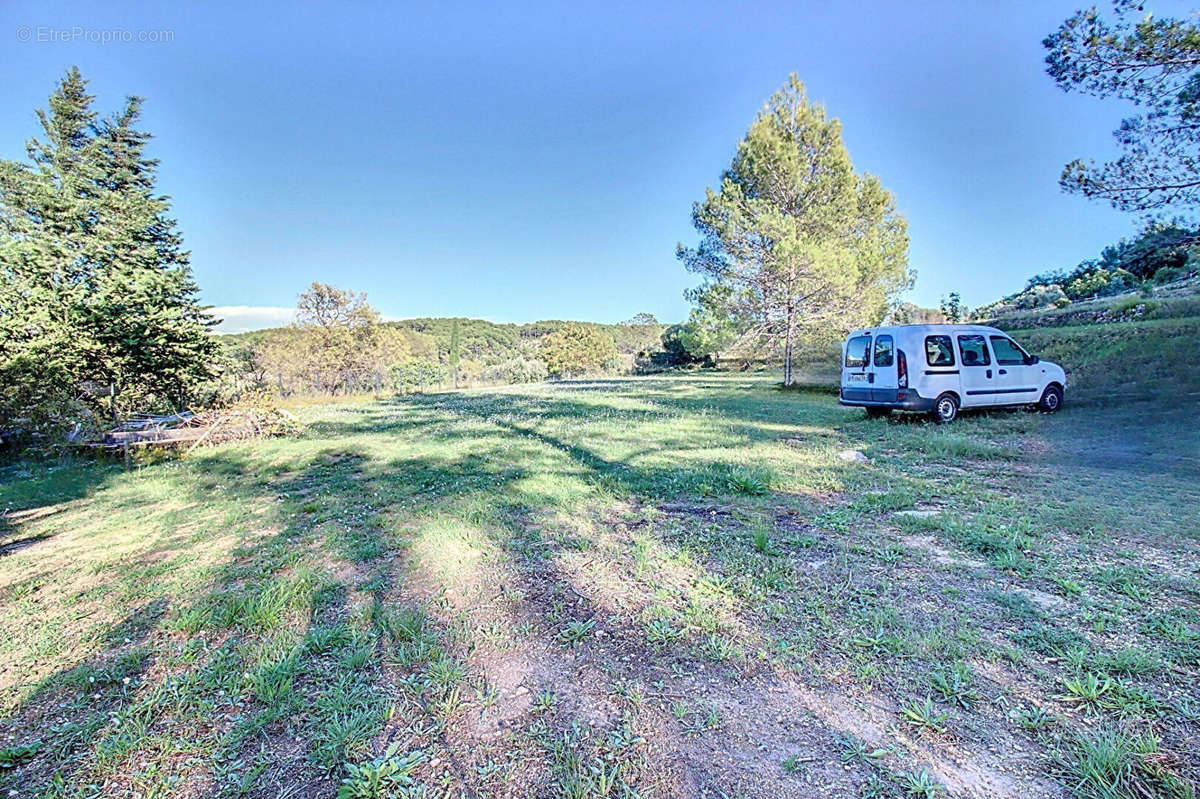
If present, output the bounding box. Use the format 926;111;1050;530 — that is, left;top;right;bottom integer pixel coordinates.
0;373;1197;798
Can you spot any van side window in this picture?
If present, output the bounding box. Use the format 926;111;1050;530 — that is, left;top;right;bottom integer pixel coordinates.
845;335;871;368
957;334;991;366
989;335;1027;366
925;335;954;367
873;335;894;367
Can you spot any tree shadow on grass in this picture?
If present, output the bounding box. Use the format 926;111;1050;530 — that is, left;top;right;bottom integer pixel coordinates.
0;455;123;540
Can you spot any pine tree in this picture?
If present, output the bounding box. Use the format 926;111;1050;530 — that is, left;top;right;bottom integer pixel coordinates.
79;95;217;416
0;68;105;435
0;69;217;435
677;75;911;385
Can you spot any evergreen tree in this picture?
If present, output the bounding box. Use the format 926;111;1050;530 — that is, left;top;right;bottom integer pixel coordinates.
677;75;910;384
0;68;106;435
1045;2;1200;220
80;95;217;416
0;68;217;435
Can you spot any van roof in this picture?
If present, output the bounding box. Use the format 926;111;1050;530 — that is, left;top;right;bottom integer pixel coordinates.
845;323;1005;338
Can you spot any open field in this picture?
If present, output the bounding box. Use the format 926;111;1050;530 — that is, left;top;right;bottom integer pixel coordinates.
1;374;1198;798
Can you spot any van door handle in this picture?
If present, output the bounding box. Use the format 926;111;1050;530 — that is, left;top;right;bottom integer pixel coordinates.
986;369;993;379
998;369;1007;375
868;373;875;384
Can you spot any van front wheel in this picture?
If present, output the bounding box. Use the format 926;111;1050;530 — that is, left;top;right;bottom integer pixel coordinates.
1038;385;1063;413
932;393;959;424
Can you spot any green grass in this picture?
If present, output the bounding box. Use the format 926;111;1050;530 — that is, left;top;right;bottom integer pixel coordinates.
0;372;1197;797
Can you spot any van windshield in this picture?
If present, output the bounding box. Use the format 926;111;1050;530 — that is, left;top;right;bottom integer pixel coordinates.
845;335;871;368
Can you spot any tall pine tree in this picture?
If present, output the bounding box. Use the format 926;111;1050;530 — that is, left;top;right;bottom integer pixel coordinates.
0;68;216;436
82;95;217;416
677;75;910;384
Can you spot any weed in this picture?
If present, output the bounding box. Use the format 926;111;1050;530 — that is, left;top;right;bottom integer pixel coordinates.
337;742;427;799
1015;706;1054;731
929;661;978;709
1060;672;1114;711
532;688;557;714
557;617;596;647
0;741;40;768
725;465;773;496
782;753;807;774
645;619;685;647
1055;729;1195;799
900;697;949;733
1052;574;1083;596
899;769;942;798
752;526;774;555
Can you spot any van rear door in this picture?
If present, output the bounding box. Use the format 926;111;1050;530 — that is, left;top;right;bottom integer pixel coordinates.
870;334;897;401
842;334;872;403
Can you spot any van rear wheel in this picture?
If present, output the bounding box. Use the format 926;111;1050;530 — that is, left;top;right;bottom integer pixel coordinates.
932;393;959;424
866;407;892;419
1038;385;1063;413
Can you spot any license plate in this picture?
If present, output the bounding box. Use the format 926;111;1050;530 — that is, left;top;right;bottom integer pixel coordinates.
846;373;867;383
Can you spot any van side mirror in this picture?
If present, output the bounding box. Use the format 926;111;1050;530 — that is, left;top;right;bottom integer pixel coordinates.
1026;354;1040;365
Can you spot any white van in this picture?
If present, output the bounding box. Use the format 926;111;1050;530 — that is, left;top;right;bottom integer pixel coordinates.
839;324;1066;423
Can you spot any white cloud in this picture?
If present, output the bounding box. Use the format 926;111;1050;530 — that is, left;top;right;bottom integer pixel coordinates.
210;305;295;334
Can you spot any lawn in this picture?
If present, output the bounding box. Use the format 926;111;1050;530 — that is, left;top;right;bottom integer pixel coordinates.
1;373;1197;798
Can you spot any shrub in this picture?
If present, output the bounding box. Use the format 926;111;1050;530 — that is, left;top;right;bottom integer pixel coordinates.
540;324;619;378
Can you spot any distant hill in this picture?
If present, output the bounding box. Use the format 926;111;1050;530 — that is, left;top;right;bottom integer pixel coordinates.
390;317;667;359
986;279;1200;404
216;316;670;366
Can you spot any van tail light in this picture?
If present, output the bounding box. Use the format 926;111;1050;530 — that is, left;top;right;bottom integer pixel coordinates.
897;349;908;388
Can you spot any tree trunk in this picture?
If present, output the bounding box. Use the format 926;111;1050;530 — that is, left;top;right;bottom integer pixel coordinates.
783;304;795;386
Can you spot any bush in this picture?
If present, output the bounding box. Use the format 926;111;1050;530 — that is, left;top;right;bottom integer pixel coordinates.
539;324;619;378
480;356;548;385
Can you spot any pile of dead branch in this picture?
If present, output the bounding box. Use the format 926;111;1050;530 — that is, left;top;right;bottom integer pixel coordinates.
94;405;300;453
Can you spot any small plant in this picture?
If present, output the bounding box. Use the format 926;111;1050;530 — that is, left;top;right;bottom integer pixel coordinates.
425;655;466;690
929;662;978;709
899;769;942;798
860;774;891;799
1015;706;1053;731
1052;574;1083;596
1060;672;1114;711
557;617;596;647
1054;729;1194;799
474;679;500;711
379;605;426;643
645;619;684;647
532;688;557;714
0;741;40;768
836;734;881;763
432;685;464;719
782;753;807;774
901;697;949;733
752;526;773;555
337;743;427;799
726;465;771;495
700;633;737;662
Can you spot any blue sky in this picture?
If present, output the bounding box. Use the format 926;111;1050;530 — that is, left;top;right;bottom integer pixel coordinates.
0;1;1176;331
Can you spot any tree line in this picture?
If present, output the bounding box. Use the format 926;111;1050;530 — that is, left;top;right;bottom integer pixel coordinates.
217;284;668;398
